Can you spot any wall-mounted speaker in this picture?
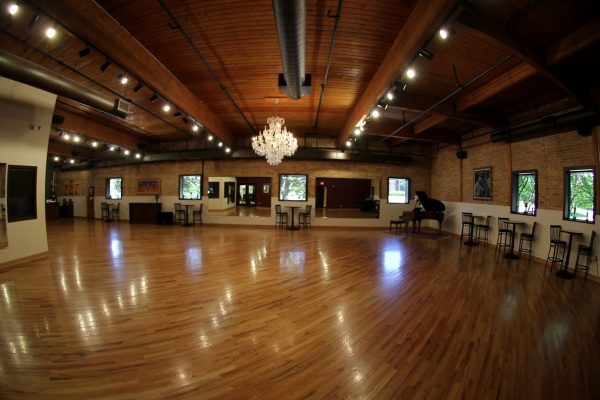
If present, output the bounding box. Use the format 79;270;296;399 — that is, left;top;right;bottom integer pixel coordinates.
456;150;467;159
576;121;592;136
52;115;65;125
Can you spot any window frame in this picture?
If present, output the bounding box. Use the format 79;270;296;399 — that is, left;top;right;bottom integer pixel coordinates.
278;174;308;202
105;177;123;200
563;166;596;224
387;177;410;204
178;174;203;200
510;170;538;216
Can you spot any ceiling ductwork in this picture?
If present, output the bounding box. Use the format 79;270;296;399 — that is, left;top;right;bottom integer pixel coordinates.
0;49;129;118
490;107;600;143
273;0;311;99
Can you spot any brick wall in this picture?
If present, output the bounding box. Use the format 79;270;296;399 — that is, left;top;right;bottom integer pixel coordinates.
432;130;599;211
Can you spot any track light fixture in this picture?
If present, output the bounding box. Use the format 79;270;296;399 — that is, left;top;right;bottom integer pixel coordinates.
109;145;116;151
69;159;75;164
345;140;352;147
353;128;361;136
173;110;182;118
28;13;39;27
135;153;141;159
79;45;91;58
100;58;112;72
45;26;57;39
418;48;433;60
225;147;231;153
182;116;189;124
123;149;130;156
119;74;128;85
386;90;394;101
207;134;213;141
192;124;199;132
149;94;158;103
53;156;60;162
405;68;416;79
371;109;380;119
7;2;19;15
162;103;171;113
439;27;454;40
218;141;223;147
376;101;388;110
133;82;144;92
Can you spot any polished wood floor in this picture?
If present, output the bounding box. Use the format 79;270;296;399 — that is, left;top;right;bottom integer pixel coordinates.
1;219;600;399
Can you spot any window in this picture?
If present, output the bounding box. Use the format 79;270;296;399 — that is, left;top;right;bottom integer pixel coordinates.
511;170;537;215
279;174;308;201
179;175;202;200
564;168;595;223
387;177;410;204
105;177;122;200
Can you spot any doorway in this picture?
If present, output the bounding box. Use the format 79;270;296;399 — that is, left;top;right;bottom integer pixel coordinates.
237;184;256;206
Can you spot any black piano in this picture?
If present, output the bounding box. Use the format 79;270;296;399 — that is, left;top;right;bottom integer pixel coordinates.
401;191;445;235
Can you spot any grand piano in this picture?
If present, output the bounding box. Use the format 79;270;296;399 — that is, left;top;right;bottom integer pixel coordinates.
401;191;445;235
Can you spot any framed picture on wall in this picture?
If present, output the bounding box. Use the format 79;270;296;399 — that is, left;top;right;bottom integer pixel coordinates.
263;184;270;194
136;179;161;195
473;167;492;200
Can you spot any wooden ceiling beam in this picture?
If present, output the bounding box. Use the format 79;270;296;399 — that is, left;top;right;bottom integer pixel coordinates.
29;0;234;146
545;17;600;65
54;105;148;151
456;13;591;105
337;0;458;147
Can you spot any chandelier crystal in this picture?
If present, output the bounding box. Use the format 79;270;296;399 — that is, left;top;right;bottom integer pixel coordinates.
252;115;298;165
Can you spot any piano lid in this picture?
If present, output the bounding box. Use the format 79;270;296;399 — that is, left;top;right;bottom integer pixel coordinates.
415;191;446;212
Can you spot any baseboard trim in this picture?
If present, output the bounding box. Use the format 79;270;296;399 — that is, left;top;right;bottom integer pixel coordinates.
0;251;49;271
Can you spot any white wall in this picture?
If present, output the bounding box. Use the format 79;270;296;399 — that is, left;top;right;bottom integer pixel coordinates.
0;77;56;264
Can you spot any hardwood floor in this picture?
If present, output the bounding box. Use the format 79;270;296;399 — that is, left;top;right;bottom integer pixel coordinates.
1;219;600;399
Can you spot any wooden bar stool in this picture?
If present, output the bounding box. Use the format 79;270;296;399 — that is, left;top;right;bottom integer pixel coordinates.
460;212;473;241
495;217;512;253
574;231;596;279
475;216;492;245
545;225;566;271
518;222;537;259
275;204;288;228
192;204;203;225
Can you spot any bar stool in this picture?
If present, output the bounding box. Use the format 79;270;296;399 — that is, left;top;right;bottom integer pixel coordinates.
275;204;288;228
299;205;312;228
111;203;120;221
101;202;109;222
545;225;566;271
192;204;203;225
518;221;537;259
495;217;512;253
460;212;473;241
475;216;492;245
174;203;185;224
574;231;596;279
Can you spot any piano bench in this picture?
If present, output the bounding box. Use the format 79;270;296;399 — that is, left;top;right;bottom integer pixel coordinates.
390;219;408;234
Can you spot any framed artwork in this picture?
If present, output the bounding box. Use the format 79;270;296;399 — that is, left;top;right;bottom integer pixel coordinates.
473;167;492;200
136;179;161;195
279;174;308;201
263;184;270;194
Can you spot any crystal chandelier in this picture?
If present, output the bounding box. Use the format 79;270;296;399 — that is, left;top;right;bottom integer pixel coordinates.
252;115;298;165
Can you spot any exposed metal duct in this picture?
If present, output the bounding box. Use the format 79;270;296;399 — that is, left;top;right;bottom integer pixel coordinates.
0;49;128;118
273;0;309;99
490;107;600;142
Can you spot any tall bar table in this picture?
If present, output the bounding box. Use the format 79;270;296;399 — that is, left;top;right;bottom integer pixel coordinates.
503;221;526;259
555;229;583;279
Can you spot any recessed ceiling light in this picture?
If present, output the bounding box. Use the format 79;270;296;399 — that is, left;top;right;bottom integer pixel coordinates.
45;26;56;39
7;2;19;15
406;68;416;79
162;103;171;112
371;109;380;119
439;27;449;40
123;149;130;155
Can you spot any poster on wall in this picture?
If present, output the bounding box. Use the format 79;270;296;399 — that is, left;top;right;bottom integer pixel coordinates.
136;179;161;195
473;167;492;200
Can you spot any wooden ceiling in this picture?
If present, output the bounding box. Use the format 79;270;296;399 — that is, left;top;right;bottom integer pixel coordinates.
0;0;599;163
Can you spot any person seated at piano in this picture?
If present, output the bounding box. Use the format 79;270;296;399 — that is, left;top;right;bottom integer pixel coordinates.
413;195;422;210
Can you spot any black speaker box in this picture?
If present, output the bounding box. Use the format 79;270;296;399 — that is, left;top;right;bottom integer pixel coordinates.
456;150;467;159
